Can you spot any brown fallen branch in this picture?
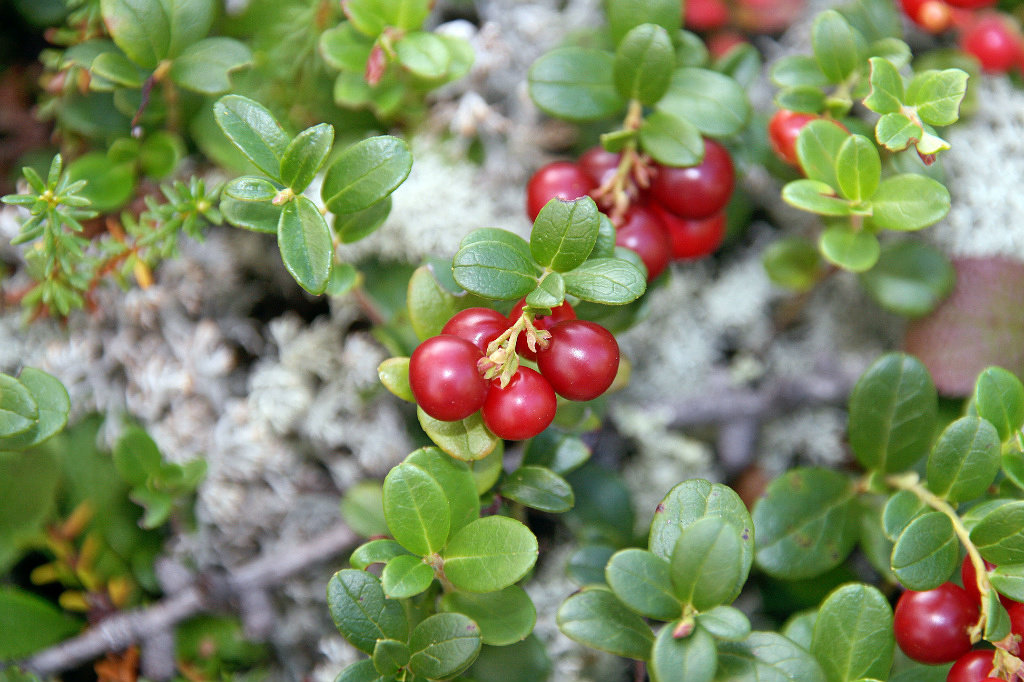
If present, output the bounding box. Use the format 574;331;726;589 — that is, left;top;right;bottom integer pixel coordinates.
17;522;357;678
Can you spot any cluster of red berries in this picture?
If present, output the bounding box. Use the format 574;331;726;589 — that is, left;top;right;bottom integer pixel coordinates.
894;557;1024;681
408;301;620;441
899;0;1024;75
767;109;848;168
526;141;735;282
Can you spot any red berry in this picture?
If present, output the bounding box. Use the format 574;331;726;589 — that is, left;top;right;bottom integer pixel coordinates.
508;299;576;361
961;556;1018;609
409;335;489;422
441;307;509;354
481;367;557;440
578;146;621;187
707;31;749;59
961;15;1023;73
944;0;996;11
649;139;734;220
653;205;726;260
768;110;819;167
614;205;671;281
536;320;620;401
526;161;596;222
947;650;997;682
900;0;954;31
685;0;731;31
1007;600;1024;638
894;583;978;665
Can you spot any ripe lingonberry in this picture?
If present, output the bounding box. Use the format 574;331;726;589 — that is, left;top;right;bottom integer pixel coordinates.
893;583;978;664
649;139;734;220
961;556;1018;609
653;205;726;261
947;649;997;682
536;320;619;401
1007;600;1024;640
409;335;489;422
944;0;996;11
480;367;557;440
900;0;954;31
526;161;596;222
442;307;509;353
768;110;819;167
961;15;1023;73
684;0;731;31
614;205;671;281
508;299;576;361
578;146;622;187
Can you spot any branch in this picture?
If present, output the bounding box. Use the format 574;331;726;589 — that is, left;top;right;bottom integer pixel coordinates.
17;522;358;678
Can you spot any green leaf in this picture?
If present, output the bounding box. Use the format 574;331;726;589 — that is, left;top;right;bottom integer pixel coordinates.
869;174;951;231
0;369;69;450
277;196;333;295
698;606;751;641
341;481;388;538
563;257;646;305
382;462;451;556
781;612;817;650
835;135;880;202
671;517;745;611
319;22;373;72
221;195;282;234
373;638;410;677
408;612;482;679
470;442;504;495
138;130;183;178
528;47;625;122
858;241;955;317
522;431;591;475
113;426;161;486
404;446;480;537
1003;448;1024;493
775;87;827;114
396;31;451;80
613;23;674;105
381;554;434;598
796;119;850;188
639;111;704;167
467;635;552;682
530;196;601;273
812;11;867;84
501;466;575;513
327;569;408;654
0;587;81;659
658;67;750;137
225;176;278;202
649;479;753;603
335;196;392;244
926;417;1001;503
874;113;922;152
848;353;937;472
863;57;904;115
810;583;894;682
985;589;1011;642
335;659;388;682
525;272;565;309
605;548;681;621
350;539;411;570
100;0;170;68
715;632;827;682
0;450;59;574
714;42;761;89
213;95;290;181
650;625;717;682
819;224;880;272
66;153;135;212
891;511;958;590
568;544;617;586
771;56;830;88
407;264;461;341
906;68;969;127
762;237;824;292
970;502;1024;565
607;0;682;46
557;588;654;660
344;0;430;35
974;367;1024;442
322;135;412;214
378;357;413;403
91;51;145;87
882;489;927;541
782;179;853;216
440;585;536;646
753;467;858;580
990;564;1024;603
281;123;334;194
442;516;538;593
868;37;912;67
453;235;539;300
170;37;252;95
417;408;500;462
0;374;37;438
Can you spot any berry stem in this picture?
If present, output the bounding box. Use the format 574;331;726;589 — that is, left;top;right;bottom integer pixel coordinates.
479;309;549;387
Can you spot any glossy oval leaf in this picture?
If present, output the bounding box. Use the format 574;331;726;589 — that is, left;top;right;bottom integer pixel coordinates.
650;624;717;682
715;631;827;682
605;548;681;621
698;605;751;642
404;446;480;537
442;516;538;593
381;554;434;599
639;110;704;167
812;10;867;84
169;37;252;95
395;31;451;80
281;123;334;194
453;240;539;300
670;517;745;611
613;23;674;105
563;257;646;305
557;588;654;660
334;659;387;682
607;0;681;46
658;67;750;137
531;196;601;274
796;119;850;189
440;585;536;646
528;47;625;122
382;462;451;556
335;196;392;244
0;587;81;659
277;196;333;295
819;223;880;273
882;489;927;541
990;564;1024;603
835;134;881;202
378;357;413;403
970;501;1024;565
974;367;1024;443
782;179;853;217
870;174;951;231
322;135;412;214
762;237;825;292
891;511;959;590
213;95;290;181
350;539;411;571
810;583;894;682
327;569;408;653
0;374;37;439
753;467;858;580
225;176;278;202
0;369;69;450
372;638;409;677
417;408;500;462
501;466;575;513
926;416;1001;503
858;241;955;318
100;0;170;69
220;195;282;234
408;612;482;680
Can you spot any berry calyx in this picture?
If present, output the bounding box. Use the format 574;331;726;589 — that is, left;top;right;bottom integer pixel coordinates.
894;583;979;664
536;320;620;401
768;110;819;167
649;139;735;220
480;367;557;440
614;204;671;282
526;161;596;222
409;335;490;422
947;649;997;682
653;205;726;261
442;307;509;354
508;299;576;361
